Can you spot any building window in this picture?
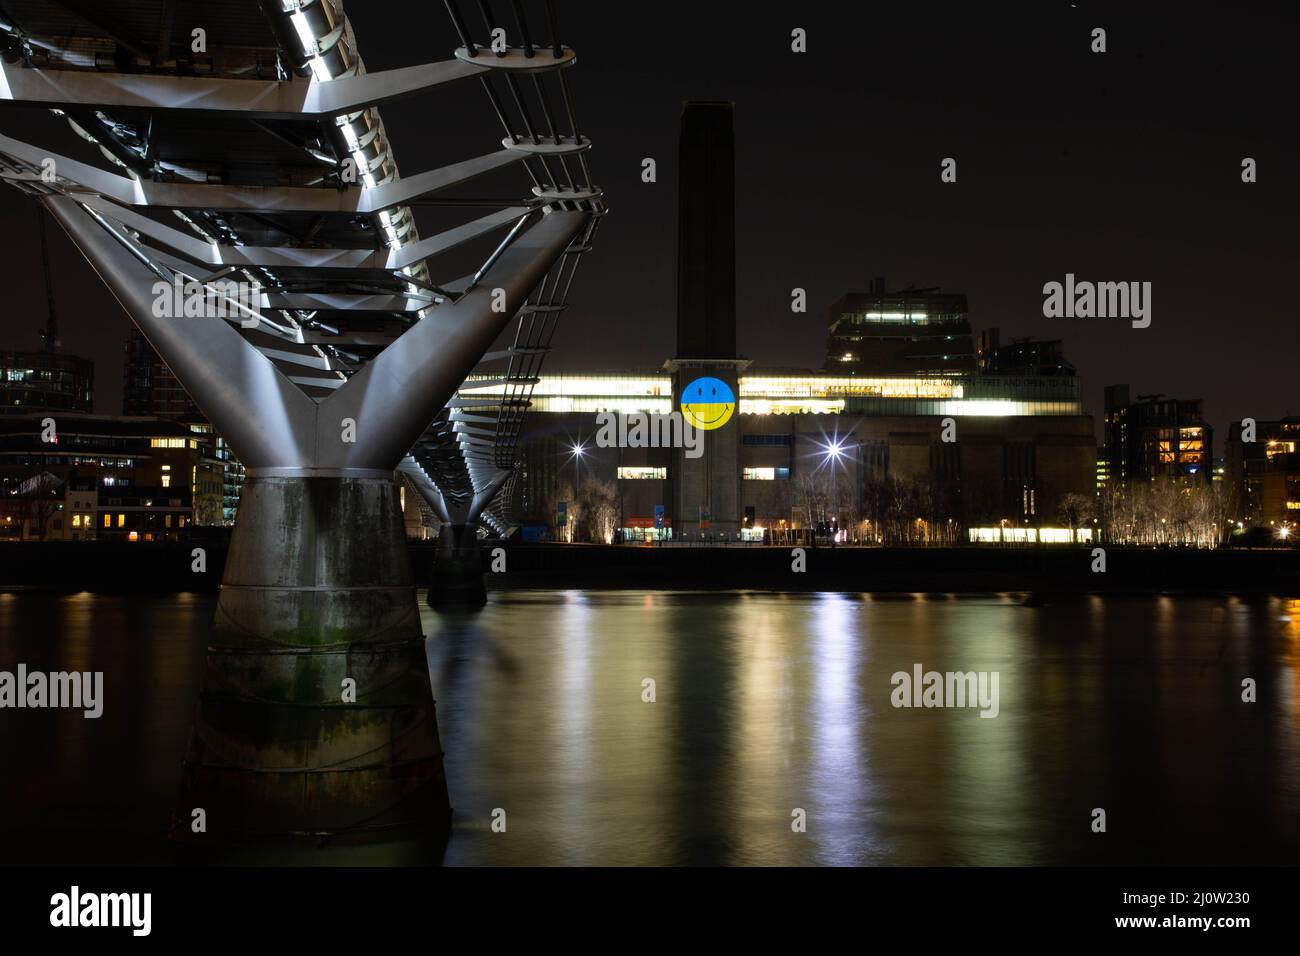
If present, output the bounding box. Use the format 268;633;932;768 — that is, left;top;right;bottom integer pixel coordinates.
117;514;125;528
742;467;791;480
103;514;111;528
617;466;667;480
161;474;171;488
71;514;81;528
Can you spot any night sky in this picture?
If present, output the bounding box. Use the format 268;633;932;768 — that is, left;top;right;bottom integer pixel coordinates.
0;1;1294;446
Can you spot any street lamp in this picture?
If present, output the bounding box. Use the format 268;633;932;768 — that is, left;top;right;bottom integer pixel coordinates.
567;441;585;543
817;437;847;467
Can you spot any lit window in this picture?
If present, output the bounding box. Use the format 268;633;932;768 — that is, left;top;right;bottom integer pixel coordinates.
617;466;667;480
103;514;111;528
161;475;171;488
71;514;81;528
117;514;125;528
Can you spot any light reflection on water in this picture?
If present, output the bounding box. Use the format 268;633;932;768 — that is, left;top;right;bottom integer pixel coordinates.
428;590;1300;866
1;590;1298;865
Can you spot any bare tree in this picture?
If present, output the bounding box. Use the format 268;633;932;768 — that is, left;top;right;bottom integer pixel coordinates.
19;470;62;541
1057;492;1094;542
1099;478;1228;548
576;477;618;544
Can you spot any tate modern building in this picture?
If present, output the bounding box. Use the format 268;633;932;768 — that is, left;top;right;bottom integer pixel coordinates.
484;103;1097;543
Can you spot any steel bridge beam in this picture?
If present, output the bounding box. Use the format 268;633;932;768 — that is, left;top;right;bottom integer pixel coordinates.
0;57;489;118
0;131;526;214
45;193;585;476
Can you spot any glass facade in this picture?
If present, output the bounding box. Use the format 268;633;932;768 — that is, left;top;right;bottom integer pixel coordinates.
461;374;674;414
479;373;1084;418
967;526;1094;544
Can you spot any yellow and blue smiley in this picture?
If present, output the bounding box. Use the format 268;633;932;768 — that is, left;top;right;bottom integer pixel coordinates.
681;376;735;430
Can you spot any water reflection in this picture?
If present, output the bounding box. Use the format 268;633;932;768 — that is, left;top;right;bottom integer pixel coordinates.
1;590;1298;865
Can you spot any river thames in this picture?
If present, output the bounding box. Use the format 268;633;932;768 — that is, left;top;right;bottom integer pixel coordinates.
1;590;1297;866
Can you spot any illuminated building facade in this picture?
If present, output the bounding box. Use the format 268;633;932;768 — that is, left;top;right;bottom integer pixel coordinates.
493;102;1095;543
1102;385;1212;484
1224;418;1300;526
123;328;243;524
497;370;1097;542
0;414;224;539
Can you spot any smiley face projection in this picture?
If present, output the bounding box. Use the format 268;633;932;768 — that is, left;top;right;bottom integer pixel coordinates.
681;376;735;430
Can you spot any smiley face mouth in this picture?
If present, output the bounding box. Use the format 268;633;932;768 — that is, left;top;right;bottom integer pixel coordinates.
683;403;733;427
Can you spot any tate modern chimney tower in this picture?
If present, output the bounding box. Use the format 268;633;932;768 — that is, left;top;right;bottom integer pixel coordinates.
668;101;746;539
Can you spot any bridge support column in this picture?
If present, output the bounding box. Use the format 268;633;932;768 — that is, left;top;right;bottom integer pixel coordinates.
428;523;486;609
45;194;587;859
170;475;449;861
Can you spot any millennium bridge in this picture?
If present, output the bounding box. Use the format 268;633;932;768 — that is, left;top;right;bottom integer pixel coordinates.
0;0;602;857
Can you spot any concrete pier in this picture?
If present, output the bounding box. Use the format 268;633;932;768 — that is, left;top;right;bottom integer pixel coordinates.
170;476;450;860
428;524;486;609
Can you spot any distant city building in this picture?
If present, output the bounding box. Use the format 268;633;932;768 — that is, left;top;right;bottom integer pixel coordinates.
977;329;1075;377
496;370;1096;542
825;280;974;376
1223;418;1300;525
0;414;224;540
0;349;93;414
61;477;98;541
1212;456;1226;485
185;418;243;525
123;327;202;419
497;103;1096;543
123;327;243;523
1102;385;1211;484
